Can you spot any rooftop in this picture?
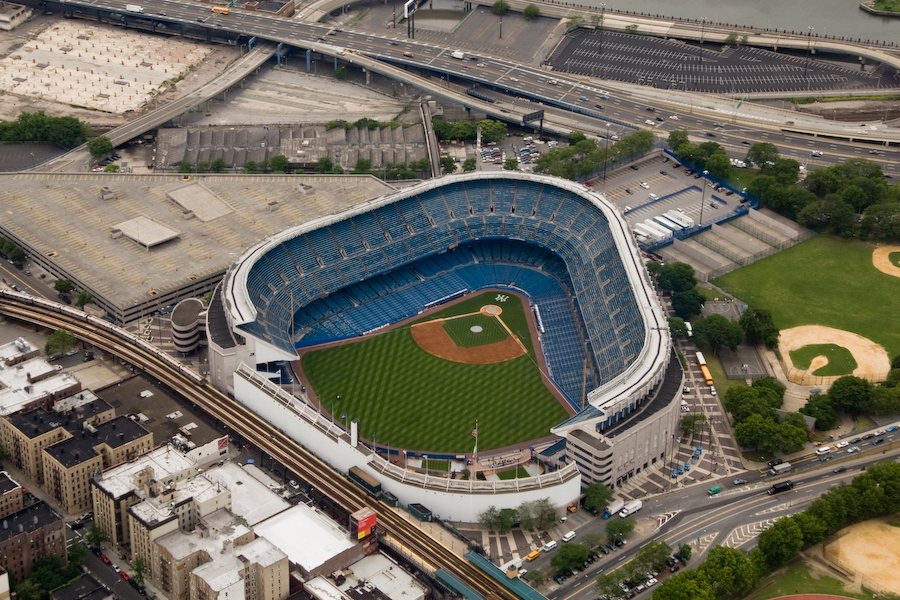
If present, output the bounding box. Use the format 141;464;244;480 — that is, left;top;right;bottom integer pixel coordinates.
0;471;21;495
93;445;197;500
0;337;37;363
129;472;228;528
0;357;80;416
0;500;61;542
253;503;354;573
50;574;108;600
192;554;244;593
8;396;112;439
0;173;394;319
43;415;150;468
235;537;287;569
155;508;250;561
203;462;289;526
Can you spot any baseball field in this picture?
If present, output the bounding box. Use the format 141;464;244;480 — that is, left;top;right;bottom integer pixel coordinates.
299;291;571;454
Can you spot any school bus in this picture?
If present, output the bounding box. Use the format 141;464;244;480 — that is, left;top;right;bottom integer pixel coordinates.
211;6;230;14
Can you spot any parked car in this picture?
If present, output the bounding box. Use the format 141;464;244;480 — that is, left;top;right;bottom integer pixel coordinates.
733;478;748;485
100;554;111;565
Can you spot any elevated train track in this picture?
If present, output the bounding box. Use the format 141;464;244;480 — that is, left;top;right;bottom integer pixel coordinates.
0;290;512;600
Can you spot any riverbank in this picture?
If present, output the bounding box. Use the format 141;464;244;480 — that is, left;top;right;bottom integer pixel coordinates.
859;1;900;17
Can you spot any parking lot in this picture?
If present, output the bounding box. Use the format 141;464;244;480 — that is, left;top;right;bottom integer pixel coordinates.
550;29;889;94
598;154;745;236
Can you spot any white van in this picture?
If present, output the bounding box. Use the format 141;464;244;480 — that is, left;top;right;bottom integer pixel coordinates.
815;446;832;456
542;541;558;552
562;531;576;542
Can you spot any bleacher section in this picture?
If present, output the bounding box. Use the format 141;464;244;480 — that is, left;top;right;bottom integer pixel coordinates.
240;177;646;400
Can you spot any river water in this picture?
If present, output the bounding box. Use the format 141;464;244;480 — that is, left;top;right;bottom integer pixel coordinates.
561;0;898;44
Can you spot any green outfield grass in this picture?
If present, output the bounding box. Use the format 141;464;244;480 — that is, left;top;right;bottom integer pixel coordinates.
301;292;565;453
442;313;509;347
789;344;858;376
714;236;900;359
891;251;900;268
426;292;535;358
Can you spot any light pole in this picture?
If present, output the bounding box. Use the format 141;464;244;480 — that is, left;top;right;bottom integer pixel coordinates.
699;17;707;63
599;4;605;54
804;26;814;89
603;123;611;180
698;169;709;225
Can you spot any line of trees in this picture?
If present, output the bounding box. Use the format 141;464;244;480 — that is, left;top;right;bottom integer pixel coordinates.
534;129;655;181
0;111;91;149
681;134;900;242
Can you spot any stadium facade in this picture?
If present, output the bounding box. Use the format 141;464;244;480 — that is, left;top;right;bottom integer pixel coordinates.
208;172;679;520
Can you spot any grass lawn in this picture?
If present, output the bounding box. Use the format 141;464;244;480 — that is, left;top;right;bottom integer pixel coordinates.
695;286;725;302
301;292;566;454
891;251;900;268
442;313;510;348
789;344;857;376
744;562;876;600
714;236;900;358
705;351;745;396
498;467;531;480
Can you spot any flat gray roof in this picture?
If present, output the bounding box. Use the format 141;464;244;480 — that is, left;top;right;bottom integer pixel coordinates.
0;173;394;320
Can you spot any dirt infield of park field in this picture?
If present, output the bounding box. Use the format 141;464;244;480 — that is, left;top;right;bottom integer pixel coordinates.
824;519;900;595
410;316;527;364
780;325;891;385
872;246;900;278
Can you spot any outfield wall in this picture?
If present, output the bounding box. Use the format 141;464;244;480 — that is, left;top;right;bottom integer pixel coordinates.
233;364;580;521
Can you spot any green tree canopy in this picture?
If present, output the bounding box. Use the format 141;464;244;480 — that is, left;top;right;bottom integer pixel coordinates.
746;142;779;173
652;570;715;600
269;155;290;173
478;119;508;143
522;3;541;19
605;518;635;542
635;540;671;572
668;317;688;339
462;157;477;172
697;546;755;597
491;0;510;15
551;543;590;572
828;375;874;415
671;289;705;320
800;393;839;429
75;290;94;308
735;413;780;453
54;279;75;294
440;156;457;174
45;329;76;357
648;262;697;293
739;307;779;348
694;314;744;354
756;516;804;570
87;136;114;159
582;483;613;512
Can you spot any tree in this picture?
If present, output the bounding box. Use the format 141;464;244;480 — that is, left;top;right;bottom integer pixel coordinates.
697;546;755;597
131;556;148;587
648;262;696;293
828;375;874;415
14;581;42;600
704;152;732;180
440;156;457;174
54;279;74;295
316;156;335;173
498;508;518;533
103;164;120;173
756;516;803;569
671;289;705;320
565;15;585;33
462;157;477;172
680;413;706;437
595;572;624;599
523;4;541;20
269;155;290;173
525;570;544;585
790;511;828;547
668;130;690;153
653;570;715;600
503;158;519;171
478;505;501;531
334;65;348;80
747;142;780;173
87;136;114;160
210;157;227;173
771;158;801;185
635;540;671;572
68;539;87;566
676;543;692;563
800;393;839;430
478;119;508;143
491;0;509;15
551;543;590;572
45;329;76;357
352;158;373;174
517;501;536;530
739;307;779;348
668;317;688;339
583;483;613;513
86;523;108;550
870;386;900;415
178;161;195;173
752;377;786;401
605;518;635;542
532;498;557;531
75;290;93;308
693;314;743;354
734;413;780;453
243;160;260;174
581;532;604;551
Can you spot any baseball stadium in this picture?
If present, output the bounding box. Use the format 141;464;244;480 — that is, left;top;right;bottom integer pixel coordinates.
210;172;680;515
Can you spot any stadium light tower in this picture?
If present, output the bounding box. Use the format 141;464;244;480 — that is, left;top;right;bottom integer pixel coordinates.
698;169;710;225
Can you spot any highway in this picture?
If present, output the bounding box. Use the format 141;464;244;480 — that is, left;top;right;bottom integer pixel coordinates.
0;290;514;600
547;446;899;600
45;0;899;177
